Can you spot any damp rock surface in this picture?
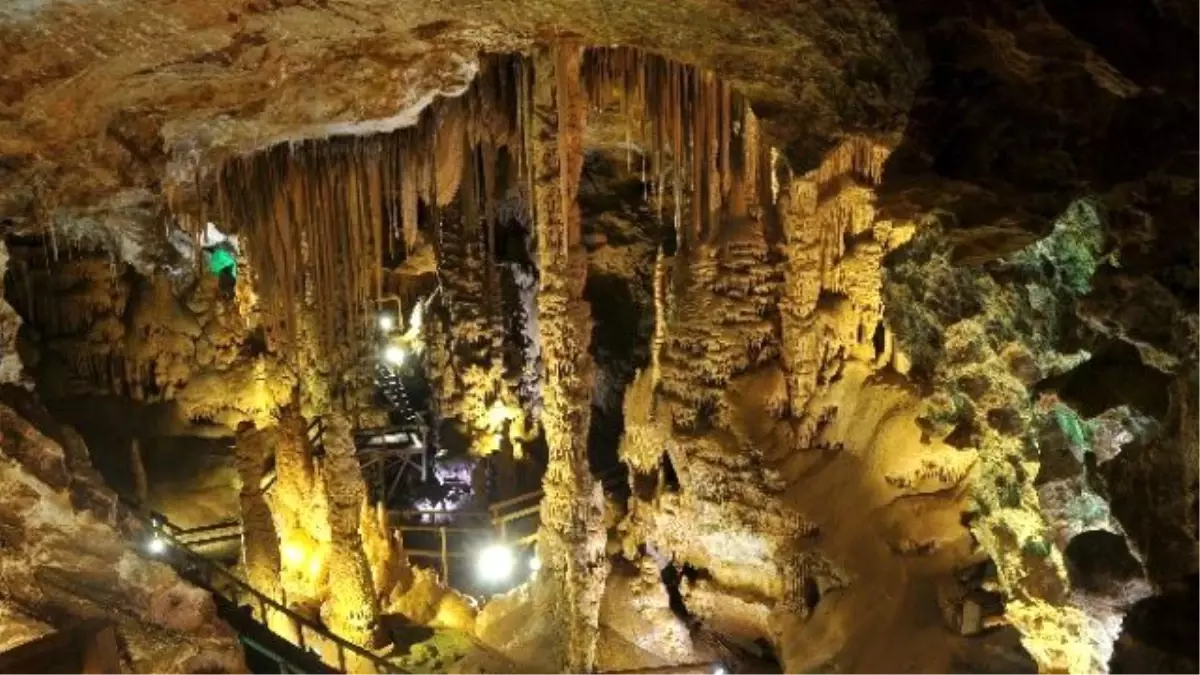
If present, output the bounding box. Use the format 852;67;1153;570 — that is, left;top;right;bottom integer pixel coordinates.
0;2;1195;675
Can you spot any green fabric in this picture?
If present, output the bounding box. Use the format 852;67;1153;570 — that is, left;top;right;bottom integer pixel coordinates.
208;247;237;278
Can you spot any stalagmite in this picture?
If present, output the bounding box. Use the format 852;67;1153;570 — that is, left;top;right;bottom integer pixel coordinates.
130;438;148;503
532;42;609;674
319;413;382;655
233;425;284;633
777;136;892;443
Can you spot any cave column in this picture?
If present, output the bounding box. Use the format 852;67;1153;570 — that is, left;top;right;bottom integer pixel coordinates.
319;413;381;656
233;425;284;634
272;410;321;607
531;42;609;674
130;438;148;504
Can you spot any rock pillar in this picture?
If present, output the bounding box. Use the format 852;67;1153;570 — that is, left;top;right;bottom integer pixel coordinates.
531;42;609;673
233;424;283;630
319;413;381;653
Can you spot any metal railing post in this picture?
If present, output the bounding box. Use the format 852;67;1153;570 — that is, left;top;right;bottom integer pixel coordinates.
439;526;449;585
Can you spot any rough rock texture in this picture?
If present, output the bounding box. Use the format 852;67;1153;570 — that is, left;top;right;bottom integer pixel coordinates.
0;242;28;387
2;239;297;431
233;422;283;621
594;558;702;672
528;43;610;674
0;400;245;672
2;1;1196;673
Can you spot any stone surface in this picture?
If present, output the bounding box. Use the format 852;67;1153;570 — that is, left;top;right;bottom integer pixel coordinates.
1;2;1196;674
0;399;245;673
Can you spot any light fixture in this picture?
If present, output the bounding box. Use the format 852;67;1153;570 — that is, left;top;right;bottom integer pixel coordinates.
384;345;406;366
378;314;395;332
477;543;515;584
529;554;542;573
281;541;307;567
711;665;727;675
146;536;167;556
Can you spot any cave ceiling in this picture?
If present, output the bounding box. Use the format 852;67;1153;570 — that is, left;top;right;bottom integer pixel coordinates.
0;2;1197;674
2;0;1194;267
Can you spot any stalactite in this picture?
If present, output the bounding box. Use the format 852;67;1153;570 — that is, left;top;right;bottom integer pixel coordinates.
578;47;753;249
202;56;528;376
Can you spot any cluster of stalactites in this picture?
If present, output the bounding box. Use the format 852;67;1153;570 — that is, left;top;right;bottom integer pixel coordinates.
182;55;531;364
177;48;765;368
581;47;771;250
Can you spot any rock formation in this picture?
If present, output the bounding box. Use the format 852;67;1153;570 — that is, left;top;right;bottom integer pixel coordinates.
1;1;1195;674
0;397;246;672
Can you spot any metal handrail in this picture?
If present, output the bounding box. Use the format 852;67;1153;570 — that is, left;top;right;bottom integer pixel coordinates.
169;538;403;674
121;501;404;674
174;519;242;535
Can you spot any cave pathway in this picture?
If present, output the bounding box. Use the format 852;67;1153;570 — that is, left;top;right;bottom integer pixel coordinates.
123;500;408;674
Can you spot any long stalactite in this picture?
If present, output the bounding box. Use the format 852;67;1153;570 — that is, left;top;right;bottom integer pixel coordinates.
161;47;769;672
168;48;757;385
183;56;527;380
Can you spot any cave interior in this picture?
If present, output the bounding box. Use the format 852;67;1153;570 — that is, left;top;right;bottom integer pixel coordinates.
0;1;1196;674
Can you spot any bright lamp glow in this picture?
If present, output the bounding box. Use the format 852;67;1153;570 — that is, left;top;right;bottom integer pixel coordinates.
281;541;306;567
378;315;395;332
477;543;515;584
384;345;406;365
711;665;727;675
529;554;541;573
147;536;167;556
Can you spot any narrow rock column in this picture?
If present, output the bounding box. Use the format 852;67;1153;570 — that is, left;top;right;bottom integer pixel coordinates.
272;411;322;606
233;425;283;630
319;413;381;654
130;438;148;504
531;42;609;673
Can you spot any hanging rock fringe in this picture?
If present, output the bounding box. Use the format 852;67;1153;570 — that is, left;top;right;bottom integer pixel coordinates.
179;49;756;368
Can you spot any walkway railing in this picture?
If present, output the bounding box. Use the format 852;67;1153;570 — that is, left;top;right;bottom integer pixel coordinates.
388;464;629;584
118;497;405;674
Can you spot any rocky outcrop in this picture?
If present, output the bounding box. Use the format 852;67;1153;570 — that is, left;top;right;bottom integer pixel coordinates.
3;240;296;429
2;2;1195;674
0;400;245;672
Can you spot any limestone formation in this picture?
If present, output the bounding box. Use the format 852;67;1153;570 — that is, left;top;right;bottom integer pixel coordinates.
0;400;245;672
530;43;610;674
1;2;1195;674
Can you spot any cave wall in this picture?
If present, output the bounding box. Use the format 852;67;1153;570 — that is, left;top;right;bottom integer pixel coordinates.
0;394;245;672
1;1;1195;673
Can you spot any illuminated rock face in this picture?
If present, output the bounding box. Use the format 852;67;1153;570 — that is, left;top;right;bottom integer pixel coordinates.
530;44;610;674
319;414;383;650
0;399;245;672
2;242;298;429
1;2;1196;673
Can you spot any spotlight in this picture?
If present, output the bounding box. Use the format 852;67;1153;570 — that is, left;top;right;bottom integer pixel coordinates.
281;541;306;567
384;345;406;366
711;665;727;675
477;543;515;585
529;554;542;573
378;314;395;332
146;536;167;556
